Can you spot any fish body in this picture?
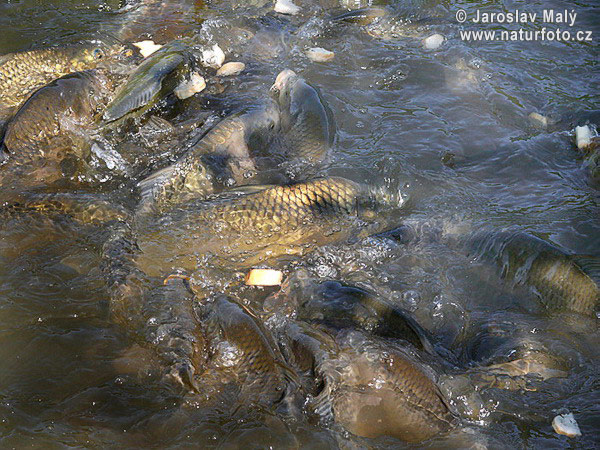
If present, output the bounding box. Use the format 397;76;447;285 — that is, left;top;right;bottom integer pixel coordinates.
103;41;193;123
0;70;111;187
196;295;299;408
277;324;456;443
137;100;280;212
268;270;433;353
271;69;335;164
0;41;122;111
467;231;599;316
135;176;400;275
580;138;600;179
328;330;456;442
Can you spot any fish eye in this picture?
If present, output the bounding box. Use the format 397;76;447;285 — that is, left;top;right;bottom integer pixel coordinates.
93;48;104;59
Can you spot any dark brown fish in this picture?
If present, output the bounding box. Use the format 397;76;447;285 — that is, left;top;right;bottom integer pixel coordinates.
271;69;335;165
0;70;111;187
326;330;456;443
135;176;403;275
266;269;434;353
195;295;300;409
275;322;456;443
137;100;280;213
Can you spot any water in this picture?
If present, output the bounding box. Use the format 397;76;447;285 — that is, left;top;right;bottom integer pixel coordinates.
1;0;599;448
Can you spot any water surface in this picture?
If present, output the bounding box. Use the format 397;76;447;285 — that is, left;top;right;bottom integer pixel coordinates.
0;0;598;448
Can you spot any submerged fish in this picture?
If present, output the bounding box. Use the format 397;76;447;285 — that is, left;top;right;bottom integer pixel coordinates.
282;325;456;443
1;192;129;225
329;6;388;25
466;231;599;316
103;41;195;123
461;313;572;392
266;269;433;353
0;70;112;186
271;69;336;165
0;41;123;111
102;224;206;392
195;295;300;409
137;100;281;213
135;176;404;275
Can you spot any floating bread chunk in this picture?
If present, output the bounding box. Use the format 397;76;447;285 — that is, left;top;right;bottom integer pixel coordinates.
552;413;581;438
132;40;163;58
201;43;225;69
274;0;300;15
575;125;592;150
245;269;283;286
306;47;335;62
217;61;246;76
174;72;206;99
423;34;444;49
529;112;549;128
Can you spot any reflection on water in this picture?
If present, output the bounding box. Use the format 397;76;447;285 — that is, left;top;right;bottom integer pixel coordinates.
1;0;599;448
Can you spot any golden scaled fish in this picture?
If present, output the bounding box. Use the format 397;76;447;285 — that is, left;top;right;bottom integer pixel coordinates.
195;295;300;408
324;330;457;443
134;176;404;275
467;231;599;316
0;40;123;111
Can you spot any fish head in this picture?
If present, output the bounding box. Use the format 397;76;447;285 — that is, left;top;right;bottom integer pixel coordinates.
77;40;127;67
270;69;299;106
253;99;282;134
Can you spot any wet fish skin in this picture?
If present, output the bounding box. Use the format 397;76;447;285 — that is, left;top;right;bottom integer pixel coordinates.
0;41;123;110
102;222;205;392
135;176;400;274
581;138;600;179
329;6;388;25
271;69;335;164
278;323;457;442
327;330;456;443
274;271;434;353
0;70;113;188
137;101;281;213
467;231;599;316
102;41;193;123
1;192;129;225
2;70;110;161
196;295;300;408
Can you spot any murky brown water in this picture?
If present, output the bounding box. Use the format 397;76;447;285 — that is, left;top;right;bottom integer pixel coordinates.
1;0;599;448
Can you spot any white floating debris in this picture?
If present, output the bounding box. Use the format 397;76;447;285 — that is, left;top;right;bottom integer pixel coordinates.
575;125;592;150
552;413;581;438
423;34;444;50
529;112;549;128
306;47;335;62
201;43;225;69
174;72;206;100
245;269;283;286
132;40;163;58
217;61;246;76
274;0;300;15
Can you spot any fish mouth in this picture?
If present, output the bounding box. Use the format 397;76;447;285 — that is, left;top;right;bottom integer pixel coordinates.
270;69;297;94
